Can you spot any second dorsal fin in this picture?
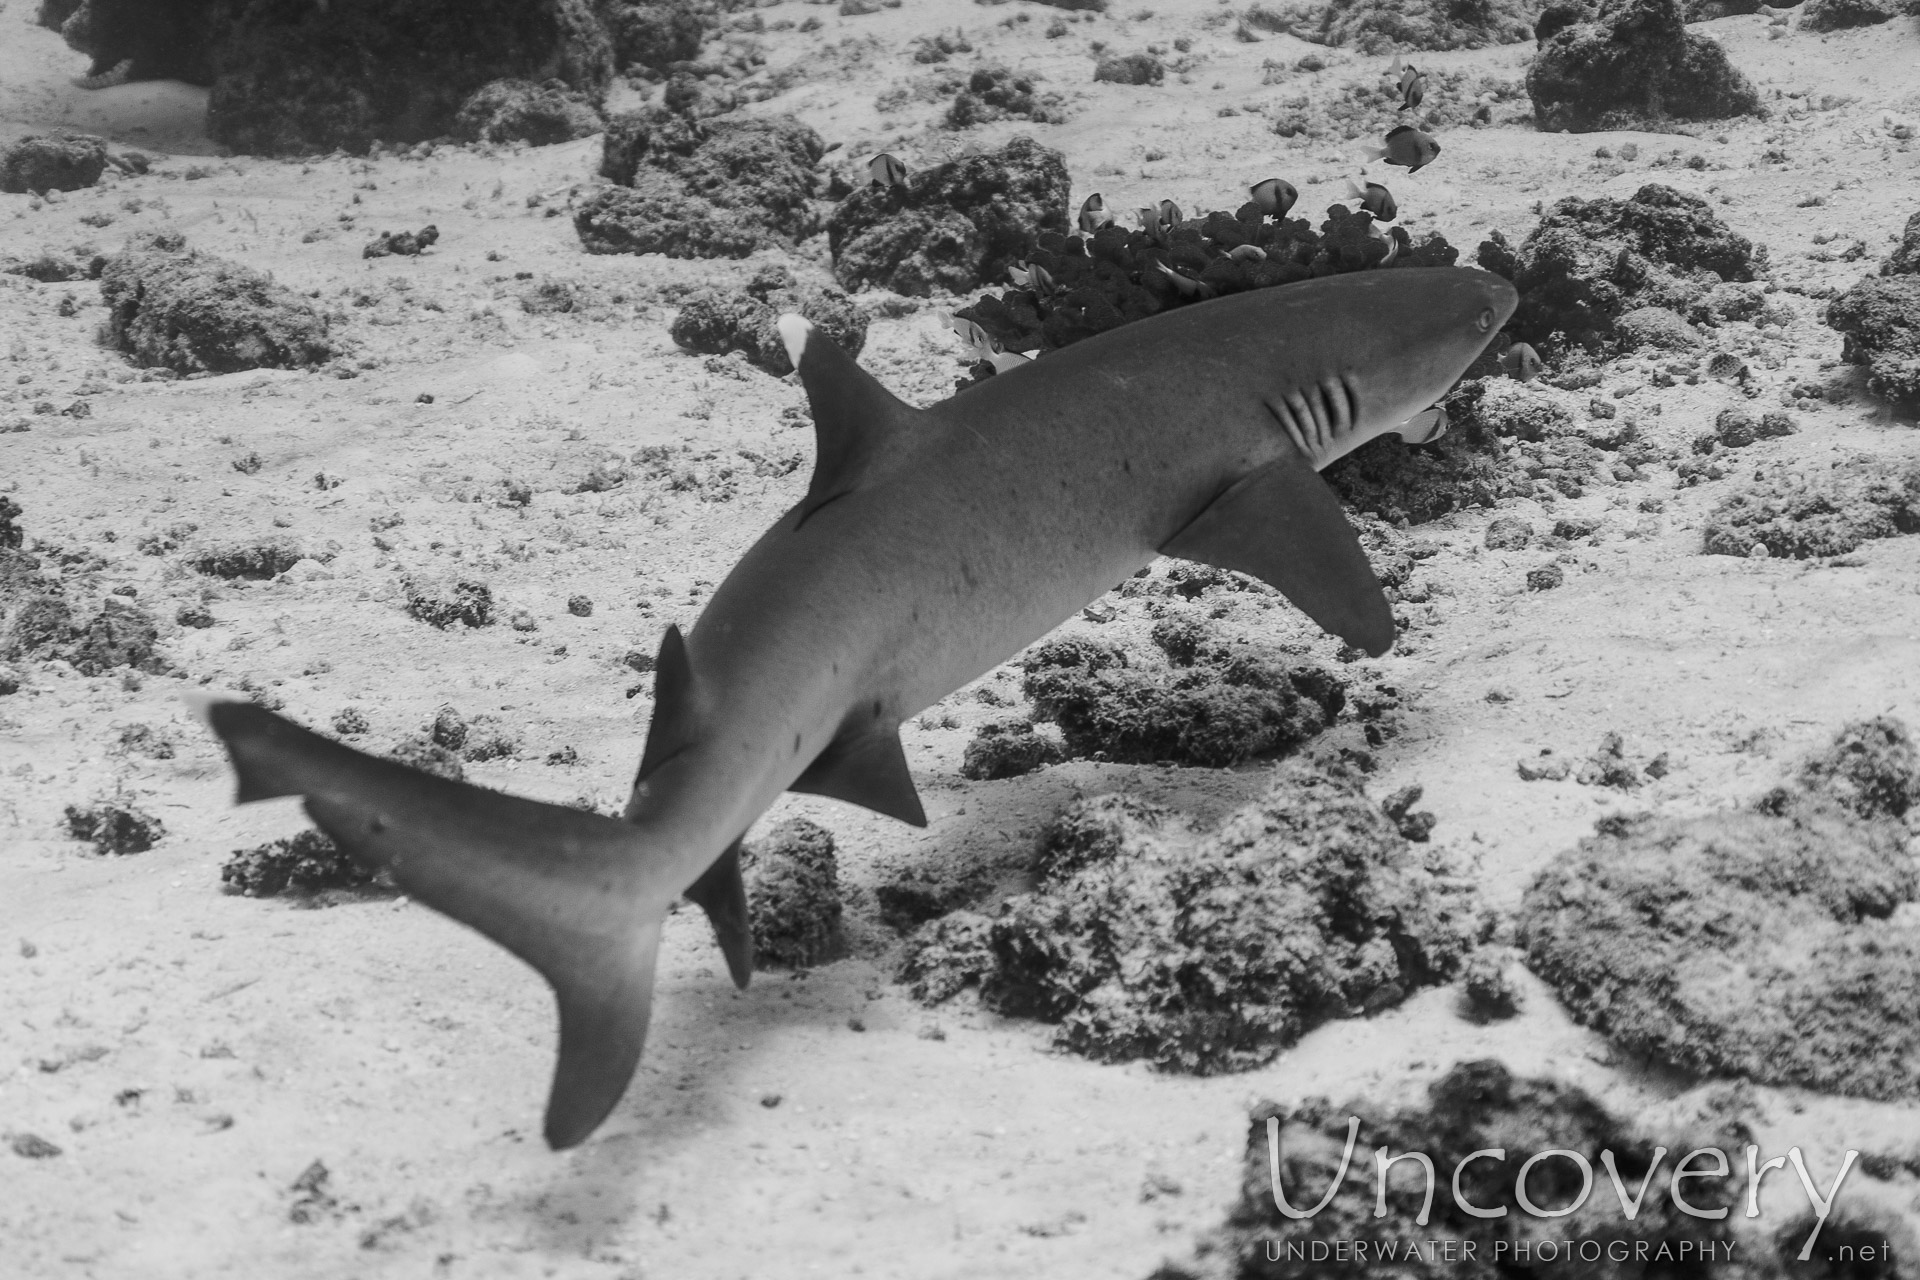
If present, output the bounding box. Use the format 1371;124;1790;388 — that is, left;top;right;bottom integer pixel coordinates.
779;314;918;524
635;625;699;788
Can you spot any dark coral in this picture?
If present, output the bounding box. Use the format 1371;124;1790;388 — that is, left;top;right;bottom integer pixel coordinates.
65;800;165;854
1700;454;1920;559
952;201;1459;367
453;78;604;145
828;136;1071;296
902;759;1490;1072
1521;720;1920;1100
743;818;843;969
668;283;867;375
0;134;108;194
221;829;380;897
403;579;495;629
946;66;1071;128
99;234;336;375
1159;1062;1740;1279
1019;629;1346;768
203;0;613;155
1477;184;1765;352
1525;0;1762;134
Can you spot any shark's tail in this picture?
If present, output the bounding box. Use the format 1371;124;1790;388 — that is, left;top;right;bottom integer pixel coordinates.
189;696;720;1149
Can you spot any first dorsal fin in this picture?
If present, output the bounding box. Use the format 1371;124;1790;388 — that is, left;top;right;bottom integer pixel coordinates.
635;625;698;788
779;314;918;525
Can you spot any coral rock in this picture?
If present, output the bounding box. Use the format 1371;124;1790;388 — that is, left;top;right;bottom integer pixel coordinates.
1525;0;1762;134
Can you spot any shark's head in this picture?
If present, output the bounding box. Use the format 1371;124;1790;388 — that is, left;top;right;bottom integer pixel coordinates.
1264;268;1518;470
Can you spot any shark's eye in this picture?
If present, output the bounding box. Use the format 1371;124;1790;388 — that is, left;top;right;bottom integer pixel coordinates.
1476;308;1495;333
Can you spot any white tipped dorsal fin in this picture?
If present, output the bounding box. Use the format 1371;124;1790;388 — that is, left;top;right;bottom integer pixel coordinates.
777;313;811;375
782;315;920;528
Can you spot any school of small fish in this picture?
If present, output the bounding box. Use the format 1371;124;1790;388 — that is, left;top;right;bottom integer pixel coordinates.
955;50;1539;391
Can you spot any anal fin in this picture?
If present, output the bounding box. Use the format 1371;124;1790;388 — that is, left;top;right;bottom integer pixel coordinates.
1161;452;1396;657
684;837;754;988
790;723;928;827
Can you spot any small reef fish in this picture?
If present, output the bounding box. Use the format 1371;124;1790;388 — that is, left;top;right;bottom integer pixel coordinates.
1007;263;1057;294
1499;341;1545;383
867;152;909;189
1249;177;1298;219
1394;403;1447;444
1390;54;1425;112
1377;224;1412;267
1365;124;1441;174
1077;192;1114;234
1153;260;1216;300
945;312;1035;373
1345;177;1398;223
196;269;1518;1151
1228;244;1268;263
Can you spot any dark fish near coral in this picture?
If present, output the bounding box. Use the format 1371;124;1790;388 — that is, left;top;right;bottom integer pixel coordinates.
1249;177;1298;219
1077;192;1114;234
193;268;1517;1150
1007;262;1057;295
947;313;1034;373
867;152;909;189
1378;224;1412;267
1394;403;1447;444
1366;125;1440;174
1499;341;1544;383
1153;260;1215;300
1345;177;1398;223
1389;54;1426;112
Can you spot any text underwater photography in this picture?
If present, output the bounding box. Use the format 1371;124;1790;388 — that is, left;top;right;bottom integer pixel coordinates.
6;0;1920;1278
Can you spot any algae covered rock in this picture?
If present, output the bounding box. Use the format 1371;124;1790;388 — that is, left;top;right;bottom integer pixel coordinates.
1798;0;1897;28
1525;0;1761;134
1019;630;1346;768
902;759;1491;1072
743;818;843;968
1827;274;1920;408
99;234;336;375
45;0;211;86
1520;720;1920;1100
1478;184;1764;352
453;78;605;145
1700;454;1920;559
828;136;1071;296
0;134;108;194
584;111;823;256
1245;0;1537;52
602;0;711;74
204;0;613;155
1158;1061;1741;1280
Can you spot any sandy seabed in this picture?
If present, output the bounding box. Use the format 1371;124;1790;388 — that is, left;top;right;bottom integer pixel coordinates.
5;1;1920;1277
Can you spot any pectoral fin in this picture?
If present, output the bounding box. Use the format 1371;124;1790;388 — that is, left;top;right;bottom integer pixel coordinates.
790;723;928;827
1161;453;1396;656
683;837;754;988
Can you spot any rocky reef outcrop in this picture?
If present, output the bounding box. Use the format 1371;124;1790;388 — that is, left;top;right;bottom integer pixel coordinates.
1526;0;1762;133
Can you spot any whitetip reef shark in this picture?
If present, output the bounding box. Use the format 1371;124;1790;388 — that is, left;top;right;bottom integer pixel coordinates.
193;266;1518;1149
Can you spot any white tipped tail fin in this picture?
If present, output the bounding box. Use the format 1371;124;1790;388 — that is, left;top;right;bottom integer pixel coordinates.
197;700;687;1149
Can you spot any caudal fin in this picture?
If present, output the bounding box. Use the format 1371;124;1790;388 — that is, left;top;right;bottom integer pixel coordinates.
191;697;678;1149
